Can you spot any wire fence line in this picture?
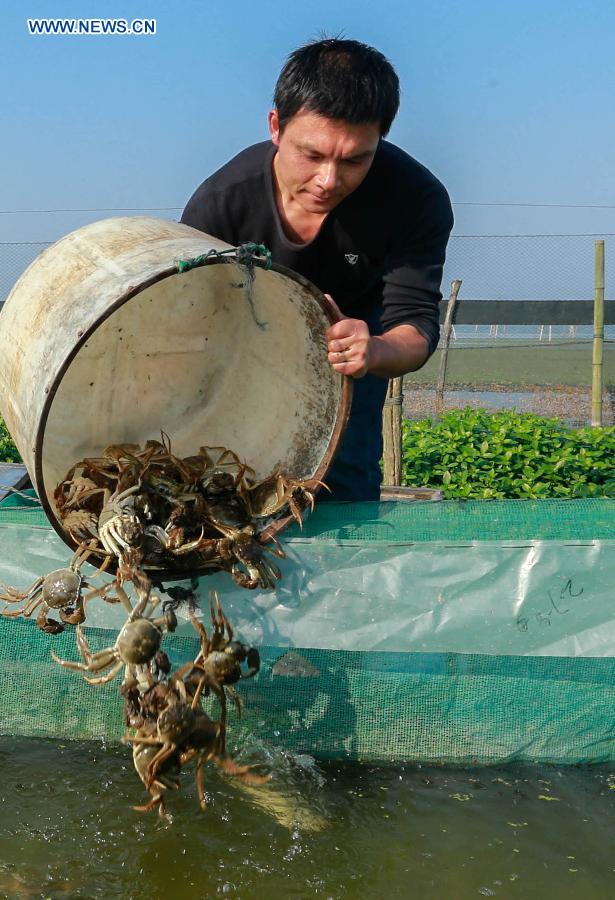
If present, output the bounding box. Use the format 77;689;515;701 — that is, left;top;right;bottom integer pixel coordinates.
2;230;612;303
1;230;613;347
444;233;613;299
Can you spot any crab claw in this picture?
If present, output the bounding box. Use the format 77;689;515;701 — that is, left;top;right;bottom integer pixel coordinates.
243;646;260;678
36;611;65;634
59;598;86;626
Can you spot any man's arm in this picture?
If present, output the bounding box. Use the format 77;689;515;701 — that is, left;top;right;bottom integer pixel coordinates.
328;177;453;379
326;301;428;378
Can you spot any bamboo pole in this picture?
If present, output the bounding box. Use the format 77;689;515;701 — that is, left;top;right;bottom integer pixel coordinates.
382;376;403;486
435;279;462;416
591;240;605;426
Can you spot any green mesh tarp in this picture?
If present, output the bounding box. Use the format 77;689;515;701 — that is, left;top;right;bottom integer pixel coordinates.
2;494;615;539
2;618;614;765
286;498;615;542
0;499;614;764
0;490;615;543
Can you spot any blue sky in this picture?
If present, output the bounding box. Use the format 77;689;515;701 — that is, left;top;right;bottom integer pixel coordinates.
1;0;614;247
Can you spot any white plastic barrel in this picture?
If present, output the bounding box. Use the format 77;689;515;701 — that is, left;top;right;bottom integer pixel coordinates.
0;217;350;565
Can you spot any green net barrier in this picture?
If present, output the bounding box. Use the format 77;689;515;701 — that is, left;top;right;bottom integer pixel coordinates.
284;498;615;541
0;488;47;526
2;494;615;539
1;619;613;764
0;499;614;764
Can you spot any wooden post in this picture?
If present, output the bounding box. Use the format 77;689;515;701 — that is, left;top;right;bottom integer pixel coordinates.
382;376;403;486
591;240;605;427
435;279;462;416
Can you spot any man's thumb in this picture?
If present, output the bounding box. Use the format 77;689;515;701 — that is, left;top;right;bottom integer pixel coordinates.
323;293;347;323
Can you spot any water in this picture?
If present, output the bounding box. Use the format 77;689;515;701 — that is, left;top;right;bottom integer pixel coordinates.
446;325;615;343
0;738;613;899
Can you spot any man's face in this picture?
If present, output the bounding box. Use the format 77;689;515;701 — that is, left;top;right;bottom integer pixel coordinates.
269;108;381;215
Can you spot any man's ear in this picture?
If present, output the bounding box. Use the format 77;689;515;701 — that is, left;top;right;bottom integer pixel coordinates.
268;109;281;146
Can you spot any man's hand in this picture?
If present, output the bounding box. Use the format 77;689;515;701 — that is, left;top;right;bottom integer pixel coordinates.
325;294;431;380
326;296;372;378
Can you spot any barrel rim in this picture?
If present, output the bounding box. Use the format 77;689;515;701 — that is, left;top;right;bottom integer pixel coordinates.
35;254;352;580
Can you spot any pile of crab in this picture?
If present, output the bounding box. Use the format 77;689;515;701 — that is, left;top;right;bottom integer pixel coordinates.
68;581;268;818
53;436;324;590
0;437;327;819
2;547;269;817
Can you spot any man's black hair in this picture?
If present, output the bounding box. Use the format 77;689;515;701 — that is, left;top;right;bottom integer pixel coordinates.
273;38;400;137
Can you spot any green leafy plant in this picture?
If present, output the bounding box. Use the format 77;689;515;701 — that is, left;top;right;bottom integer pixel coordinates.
402;408;615;499
0;415;21;463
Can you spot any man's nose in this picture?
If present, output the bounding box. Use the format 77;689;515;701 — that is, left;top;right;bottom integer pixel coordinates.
315;162;340;191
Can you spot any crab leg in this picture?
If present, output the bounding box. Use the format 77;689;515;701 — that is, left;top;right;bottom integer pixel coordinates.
84;659;124;685
5;589;46;620
195;750;216;808
0;578;43;607
132;793;166;816
123;734;164;747
261;557;283;583
226;685;243;716
190;672;208;709
50;646;117;673
145;741;183;787
76;622;95;661
213;754;270;784
190;616;212;663
0;584;25;604
128;587;151;621
0;605;30;618
143;524;170;548
51;625;116;672
113;582;135;615
208;679;228;752
70;540;101;572
82;581;121;607
166;527;212;556
1;591;42;618
100;525;130;559
211;591;233;642
265;534;286;559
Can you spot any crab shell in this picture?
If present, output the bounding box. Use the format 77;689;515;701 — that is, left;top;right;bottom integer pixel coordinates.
157;703;196;744
117;618;163;665
133;740;181;789
41;568;82;609
204;650;243;686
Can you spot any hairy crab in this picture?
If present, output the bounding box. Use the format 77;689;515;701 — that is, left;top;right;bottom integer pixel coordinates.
54;437;326;590
245;471;329;526
131;725;182;819
51;587;177;686
0;543;112;634
178;592;261;752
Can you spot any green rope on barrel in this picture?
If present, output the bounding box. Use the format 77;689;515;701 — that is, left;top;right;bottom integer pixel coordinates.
176;250;220;272
235;242;273;270
176;242;272;273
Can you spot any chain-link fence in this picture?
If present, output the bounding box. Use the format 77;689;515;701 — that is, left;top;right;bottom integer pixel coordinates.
445;233;614;302
0;241;53;298
409;234;615;426
1;228;613;426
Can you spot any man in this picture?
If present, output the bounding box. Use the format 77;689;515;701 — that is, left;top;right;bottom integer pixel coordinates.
181;38;453;501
